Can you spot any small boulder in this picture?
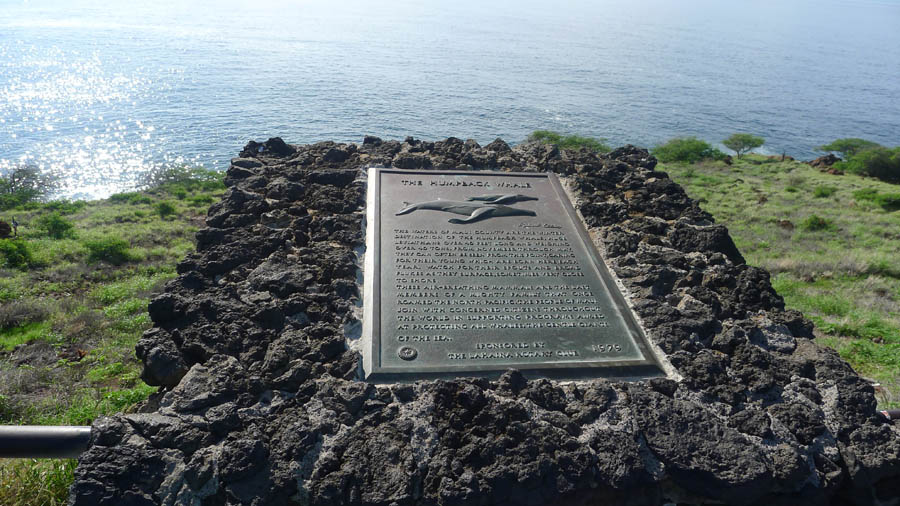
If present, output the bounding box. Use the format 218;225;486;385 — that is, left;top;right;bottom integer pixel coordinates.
262;137;295;157
322;147;350;163
135;329;189;388
808;153;841;168
484;138;512;153
231;158;263;169
0;220;11;238
392;152;433;169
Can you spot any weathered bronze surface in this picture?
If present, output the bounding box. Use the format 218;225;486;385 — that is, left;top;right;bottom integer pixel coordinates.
363;168;663;381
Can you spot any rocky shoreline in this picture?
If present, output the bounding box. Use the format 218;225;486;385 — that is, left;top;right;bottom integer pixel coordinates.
69;137;900;505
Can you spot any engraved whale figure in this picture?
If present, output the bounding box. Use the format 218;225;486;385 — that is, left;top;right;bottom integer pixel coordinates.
465;194;539;205
395;200;537;224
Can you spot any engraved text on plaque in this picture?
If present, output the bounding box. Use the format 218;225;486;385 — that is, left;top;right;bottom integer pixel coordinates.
362;169;662;381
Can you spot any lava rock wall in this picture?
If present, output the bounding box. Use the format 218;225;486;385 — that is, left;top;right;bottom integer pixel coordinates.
69;137;900;505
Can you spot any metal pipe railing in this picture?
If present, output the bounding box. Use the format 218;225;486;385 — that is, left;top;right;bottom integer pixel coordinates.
0;426;92;459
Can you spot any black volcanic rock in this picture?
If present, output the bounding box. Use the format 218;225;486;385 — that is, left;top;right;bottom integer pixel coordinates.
69;137;900;506
809;153;842;168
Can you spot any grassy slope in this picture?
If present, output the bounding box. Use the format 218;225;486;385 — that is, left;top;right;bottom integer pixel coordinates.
659;155;900;407
528;131;899;406
0;171;224;505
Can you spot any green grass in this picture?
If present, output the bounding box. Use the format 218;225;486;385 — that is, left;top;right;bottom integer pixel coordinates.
0;167;224;503
28;384;156;426
88;272;174;304
0;322;56;351
0;459;75;506
662;153;900;407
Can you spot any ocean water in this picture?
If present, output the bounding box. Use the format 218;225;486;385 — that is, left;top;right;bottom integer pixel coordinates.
1;0;899;199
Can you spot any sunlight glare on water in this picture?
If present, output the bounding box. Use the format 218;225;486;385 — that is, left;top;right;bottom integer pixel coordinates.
0;37;189;198
1;0;898;199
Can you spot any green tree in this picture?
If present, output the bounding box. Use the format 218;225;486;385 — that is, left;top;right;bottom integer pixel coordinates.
0;165;57;210
154;201;177;219
527;130;611;153
0;239;34;269
37;212;76;239
652;137;726;163
818;138;881;158
722;133;765;158
836;146;900;183
83;237;135;265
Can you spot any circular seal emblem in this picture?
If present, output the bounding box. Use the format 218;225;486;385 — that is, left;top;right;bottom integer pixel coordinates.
398;346;418;361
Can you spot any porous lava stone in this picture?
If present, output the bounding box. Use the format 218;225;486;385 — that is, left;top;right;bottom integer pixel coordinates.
70;137;900;506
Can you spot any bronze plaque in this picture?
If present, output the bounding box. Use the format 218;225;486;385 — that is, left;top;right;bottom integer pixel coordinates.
362;168;663;381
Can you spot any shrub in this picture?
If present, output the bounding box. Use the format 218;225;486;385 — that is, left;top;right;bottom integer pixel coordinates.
0;165;57;210
43;200;86;215
787;175;806;187
60;310;105;342
819;138;881;158
652;137;726;163
813;186;837;198
86;362;127;383
722;133;765;158
108;192;152;205
866;260;900;279
154;201;177;218
83;237;134;265
527;130;611;153
853;188;877;201
836;146;900;183
0;300;50;330
37;212;76;239
801;214;834;231
875;193;900;211
187;194;215;206
853;188;900;211
0;239;34;269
